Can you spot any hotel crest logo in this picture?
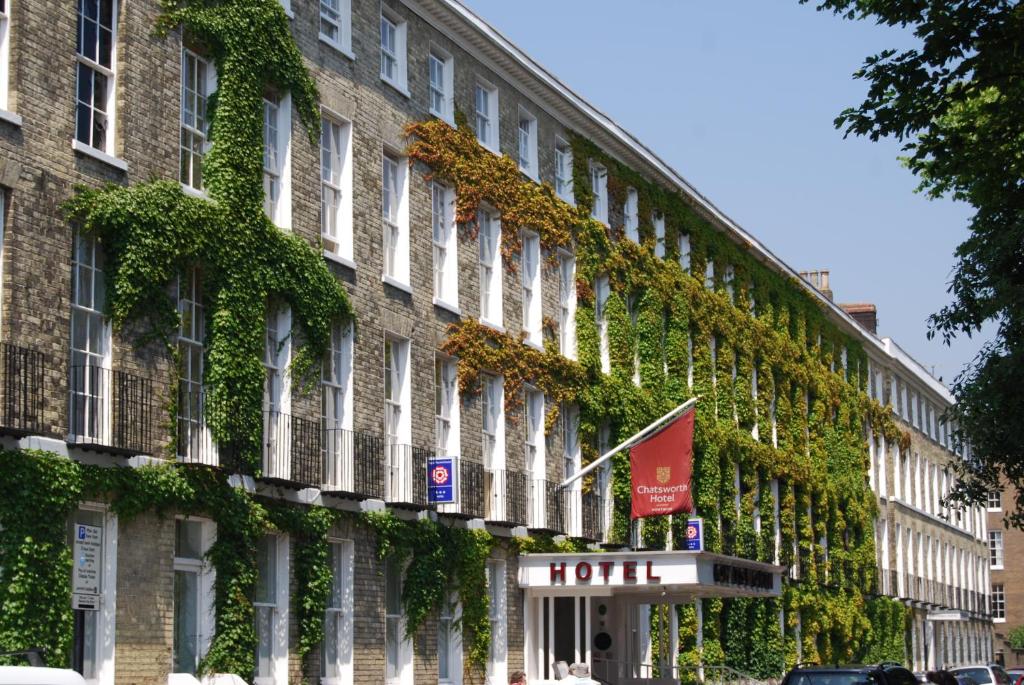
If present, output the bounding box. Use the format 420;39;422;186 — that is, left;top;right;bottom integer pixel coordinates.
656;466;671;484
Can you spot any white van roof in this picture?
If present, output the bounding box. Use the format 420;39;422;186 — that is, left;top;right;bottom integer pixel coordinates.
0;666;88;685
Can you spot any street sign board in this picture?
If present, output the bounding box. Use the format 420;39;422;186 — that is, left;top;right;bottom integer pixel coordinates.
684;517;703;552
427;457;456;504
72;523;102;609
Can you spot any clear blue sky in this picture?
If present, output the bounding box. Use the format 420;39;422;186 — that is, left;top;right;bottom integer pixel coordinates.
463;0;988;386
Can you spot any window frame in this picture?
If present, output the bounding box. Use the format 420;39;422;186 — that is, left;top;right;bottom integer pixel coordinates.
481;371;505;527
322;538;354;685
176;269;210;463
478;208;502;328
321;322;353;491
520;231;541;346
557;251;576;360
0;0;11;113
172;517;216;676
517;106;538;180
254;533;289;685
589;161;608;224
678;234;691;273
432;182;458;309
427;46;454;125
319;0;353;56
987;490;1002;512
653;212;665;258
262;94;292;229
70;232;112;444
595;275;610;374
74;0;119;155
381;149;410;288
473;79;499;153
434;355;459;459
180;48;215;192
384;557;412;685
486;560;507;685
992;583;1006;622
379;8;408;95
437;592;462;685
554;138;574;204
320;112;353;263
623;188;639;242
988;530;1004;569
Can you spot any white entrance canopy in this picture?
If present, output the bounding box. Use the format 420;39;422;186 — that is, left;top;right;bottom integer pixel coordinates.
518;549;784;602
520;551;785;685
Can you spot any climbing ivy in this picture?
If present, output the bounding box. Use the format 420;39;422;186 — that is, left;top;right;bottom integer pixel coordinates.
0;447;379;678
363;511;495;671
405;116;912;675
64;0;353;475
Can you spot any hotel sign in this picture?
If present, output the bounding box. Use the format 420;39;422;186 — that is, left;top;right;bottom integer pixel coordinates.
518;551;783;597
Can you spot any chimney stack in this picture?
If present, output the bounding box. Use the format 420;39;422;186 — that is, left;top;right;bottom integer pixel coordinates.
839;303;878;335
798;269;833;301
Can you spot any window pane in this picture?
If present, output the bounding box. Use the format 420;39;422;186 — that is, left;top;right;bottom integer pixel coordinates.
175;519;203;559
255;536;277;604
173;570;200;674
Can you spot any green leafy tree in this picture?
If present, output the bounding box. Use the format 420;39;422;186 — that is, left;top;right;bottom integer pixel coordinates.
1009;625;1024;652
805;0;1024;522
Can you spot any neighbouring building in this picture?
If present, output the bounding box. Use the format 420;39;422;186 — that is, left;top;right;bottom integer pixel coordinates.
807;272;994;671
989;483;1024;666
0;2;991;685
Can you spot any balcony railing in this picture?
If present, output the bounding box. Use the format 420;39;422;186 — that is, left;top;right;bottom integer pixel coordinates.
322;425;385;498
484;468;529;525
384;443;433;507
457;459;486;519
527;477;563;532
0;343;45;436
262;410;321;485
69;365;156;454
177;386;218;467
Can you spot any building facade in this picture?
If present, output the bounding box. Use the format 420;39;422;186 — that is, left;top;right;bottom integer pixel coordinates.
988;483;1023;666
0;1;992;685
864;337;992;670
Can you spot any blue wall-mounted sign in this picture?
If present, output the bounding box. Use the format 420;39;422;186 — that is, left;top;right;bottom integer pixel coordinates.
427;457;456;504
684;517;703;551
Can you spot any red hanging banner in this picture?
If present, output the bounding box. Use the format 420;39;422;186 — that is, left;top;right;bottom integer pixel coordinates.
630;408;695;520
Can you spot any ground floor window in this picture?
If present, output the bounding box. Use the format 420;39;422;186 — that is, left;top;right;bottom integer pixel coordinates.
322;539;354;685
173;518;215;674
486;559;507;685
438;592;462;684
254;534;288;685
384;556;412;685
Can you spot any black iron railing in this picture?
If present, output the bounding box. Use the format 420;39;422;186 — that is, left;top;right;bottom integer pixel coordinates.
69;365;156;454
291;416;321;486
262;410;322;485
484;468;529;525
322;426;386;499
580;490;605;541
0;343;45;435
458;459;486;519
177;385;218;466
526;477;564;532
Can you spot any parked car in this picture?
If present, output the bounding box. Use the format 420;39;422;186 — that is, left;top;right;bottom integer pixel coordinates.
1004;669;1024;685
0;667;87;685
0;649;86;685
950;665;1014;685
782;663;918;685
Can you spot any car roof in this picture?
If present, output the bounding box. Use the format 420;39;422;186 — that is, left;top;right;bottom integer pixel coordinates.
0;667;87;685
791;666;881;673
